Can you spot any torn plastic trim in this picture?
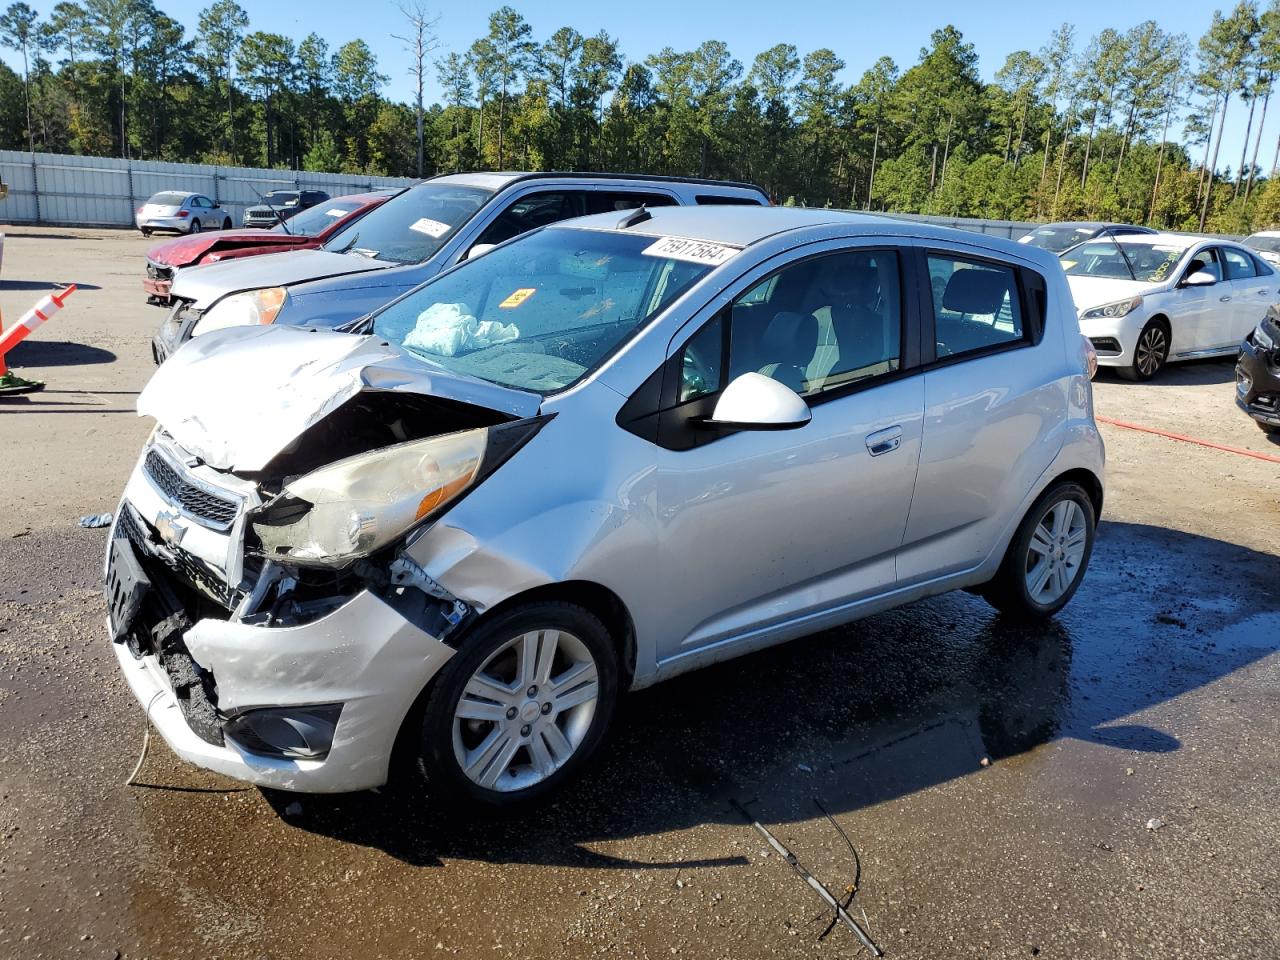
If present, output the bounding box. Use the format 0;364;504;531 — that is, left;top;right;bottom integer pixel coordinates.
387;554;470;629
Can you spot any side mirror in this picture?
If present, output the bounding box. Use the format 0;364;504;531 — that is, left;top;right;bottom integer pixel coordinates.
707;372;811;430
1182;269;1218;287
464;243;497;261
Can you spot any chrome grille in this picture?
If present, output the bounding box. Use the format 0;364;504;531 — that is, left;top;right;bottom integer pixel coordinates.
143;450;240;528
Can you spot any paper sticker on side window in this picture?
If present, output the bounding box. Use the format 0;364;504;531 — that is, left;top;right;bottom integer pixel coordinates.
642;236;740;266
409;217;452;238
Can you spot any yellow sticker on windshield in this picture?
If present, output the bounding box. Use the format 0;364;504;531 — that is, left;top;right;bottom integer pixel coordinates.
1060;260;1077;270
499;287;536;309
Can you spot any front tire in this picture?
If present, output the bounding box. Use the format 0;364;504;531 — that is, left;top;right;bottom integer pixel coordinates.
981;481;1096;620
415;601;618;809
222;218;232;230
1117;319;1169;381
1257;420;1280;435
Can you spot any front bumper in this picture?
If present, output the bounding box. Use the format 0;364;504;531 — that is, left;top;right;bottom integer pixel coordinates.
1235;332;1280;427
105;444;457;792
143;260;174;301
1079;311;1144;368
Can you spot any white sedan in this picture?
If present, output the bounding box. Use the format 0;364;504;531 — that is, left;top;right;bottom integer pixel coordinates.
1062;233;1277;380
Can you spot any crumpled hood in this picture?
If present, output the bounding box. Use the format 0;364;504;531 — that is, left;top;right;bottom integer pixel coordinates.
137;326;541;472
170;248;392;309
148;230;305;267
1065;275;1155;314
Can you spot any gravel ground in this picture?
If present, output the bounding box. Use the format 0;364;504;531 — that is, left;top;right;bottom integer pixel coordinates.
1;226;1278;960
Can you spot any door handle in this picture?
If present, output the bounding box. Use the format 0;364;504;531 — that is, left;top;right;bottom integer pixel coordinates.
865;425;902;457
1219;295;1232;302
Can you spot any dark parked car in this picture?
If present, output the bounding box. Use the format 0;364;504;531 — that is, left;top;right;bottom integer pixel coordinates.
1236;307;1280;434
1019;221;1157;254
142;190;398;305
242;189;331;229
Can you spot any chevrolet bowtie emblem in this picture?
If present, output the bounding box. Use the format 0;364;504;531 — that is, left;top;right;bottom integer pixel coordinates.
155;510;187;548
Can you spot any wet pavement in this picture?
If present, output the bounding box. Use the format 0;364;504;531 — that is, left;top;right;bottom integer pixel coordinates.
1;228;1279;959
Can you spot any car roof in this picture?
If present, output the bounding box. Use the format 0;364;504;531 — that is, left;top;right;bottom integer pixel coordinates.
427;170;767;195
1036;221;1153;231
1247;230;1280;237
548;205;1053;266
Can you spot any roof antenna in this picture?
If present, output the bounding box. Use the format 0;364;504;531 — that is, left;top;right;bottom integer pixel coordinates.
617;205;652;229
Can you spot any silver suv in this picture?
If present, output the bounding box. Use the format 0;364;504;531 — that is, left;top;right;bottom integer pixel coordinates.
107;207;1104;806
153;172;769;362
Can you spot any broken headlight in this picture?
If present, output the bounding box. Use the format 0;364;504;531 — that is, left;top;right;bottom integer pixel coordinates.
253;428;487;567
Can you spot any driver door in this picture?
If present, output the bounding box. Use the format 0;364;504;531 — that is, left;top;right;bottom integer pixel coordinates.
644;242;925;670
1170;248;1223;356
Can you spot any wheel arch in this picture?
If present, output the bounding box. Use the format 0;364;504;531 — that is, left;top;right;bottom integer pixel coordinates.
461;580;638;690
1048;466;1104;520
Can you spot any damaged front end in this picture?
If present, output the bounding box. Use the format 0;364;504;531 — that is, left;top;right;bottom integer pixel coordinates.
106;327;549;791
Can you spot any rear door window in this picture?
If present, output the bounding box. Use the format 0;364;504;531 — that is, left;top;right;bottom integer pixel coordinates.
589;191;678;213
926;255;1025;359
474;190;591;247
1221;247;1257;280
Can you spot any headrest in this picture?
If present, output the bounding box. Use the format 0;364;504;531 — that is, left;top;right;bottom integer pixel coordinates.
762;310;818;356
819;261;878;301
942;268;1010;315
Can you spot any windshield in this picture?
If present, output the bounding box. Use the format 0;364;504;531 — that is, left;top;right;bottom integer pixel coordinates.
148;192;189;206
322;183;492;265
1245;234;1280;254
371;228;729;393
263;191;299;207
271;198;365;236
1024;226;1096;253
1060;239;1189;283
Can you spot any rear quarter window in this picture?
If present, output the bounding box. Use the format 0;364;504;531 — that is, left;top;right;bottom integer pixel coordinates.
695;194;765;206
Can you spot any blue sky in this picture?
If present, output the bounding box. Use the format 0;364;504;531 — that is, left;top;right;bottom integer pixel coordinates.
2;0;1267;177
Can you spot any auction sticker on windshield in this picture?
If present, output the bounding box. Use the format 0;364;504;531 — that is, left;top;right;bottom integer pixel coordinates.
642;236;740;266
324;208;348;217
499;288;536;309
409;217;452;238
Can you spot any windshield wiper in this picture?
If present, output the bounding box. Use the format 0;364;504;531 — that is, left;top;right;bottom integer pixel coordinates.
1109;234;1138;281
332;232;361;255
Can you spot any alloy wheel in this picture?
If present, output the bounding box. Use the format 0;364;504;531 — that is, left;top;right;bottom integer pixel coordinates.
1135;325;1167;377
452;629;600;792
1024;499;1088;605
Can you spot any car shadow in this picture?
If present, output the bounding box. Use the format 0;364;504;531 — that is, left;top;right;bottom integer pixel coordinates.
0;280;103;291
1095;357;1235;387
6;340;115;366
265;520;1280;869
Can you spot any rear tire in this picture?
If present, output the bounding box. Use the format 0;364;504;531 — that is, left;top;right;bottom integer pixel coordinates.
1116;319;1169;381
414;601;618;811
189;219;201;234
981;481;1096;620
141;228;152;237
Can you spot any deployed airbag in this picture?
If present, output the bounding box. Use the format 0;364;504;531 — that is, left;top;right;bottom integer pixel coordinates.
404;302;519;357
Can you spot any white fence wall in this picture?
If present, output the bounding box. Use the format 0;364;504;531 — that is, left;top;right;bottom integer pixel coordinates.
0;150;415;227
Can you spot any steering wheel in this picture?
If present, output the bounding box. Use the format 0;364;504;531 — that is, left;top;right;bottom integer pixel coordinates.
680;348;717;402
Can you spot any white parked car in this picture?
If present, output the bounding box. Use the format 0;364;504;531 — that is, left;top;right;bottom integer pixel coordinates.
1062;233;1278;380
135;191;232;237
105;208;1104;806
1243;230;1280;268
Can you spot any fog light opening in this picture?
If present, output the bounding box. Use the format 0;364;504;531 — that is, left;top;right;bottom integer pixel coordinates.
224;704;343;760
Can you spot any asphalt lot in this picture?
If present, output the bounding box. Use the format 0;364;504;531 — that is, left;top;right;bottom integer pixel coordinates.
1;225;1278;960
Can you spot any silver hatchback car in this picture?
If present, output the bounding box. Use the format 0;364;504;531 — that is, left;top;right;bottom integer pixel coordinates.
106;207;1104;807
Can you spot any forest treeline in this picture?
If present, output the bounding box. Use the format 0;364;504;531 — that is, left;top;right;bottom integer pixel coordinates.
2;0;1280;232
